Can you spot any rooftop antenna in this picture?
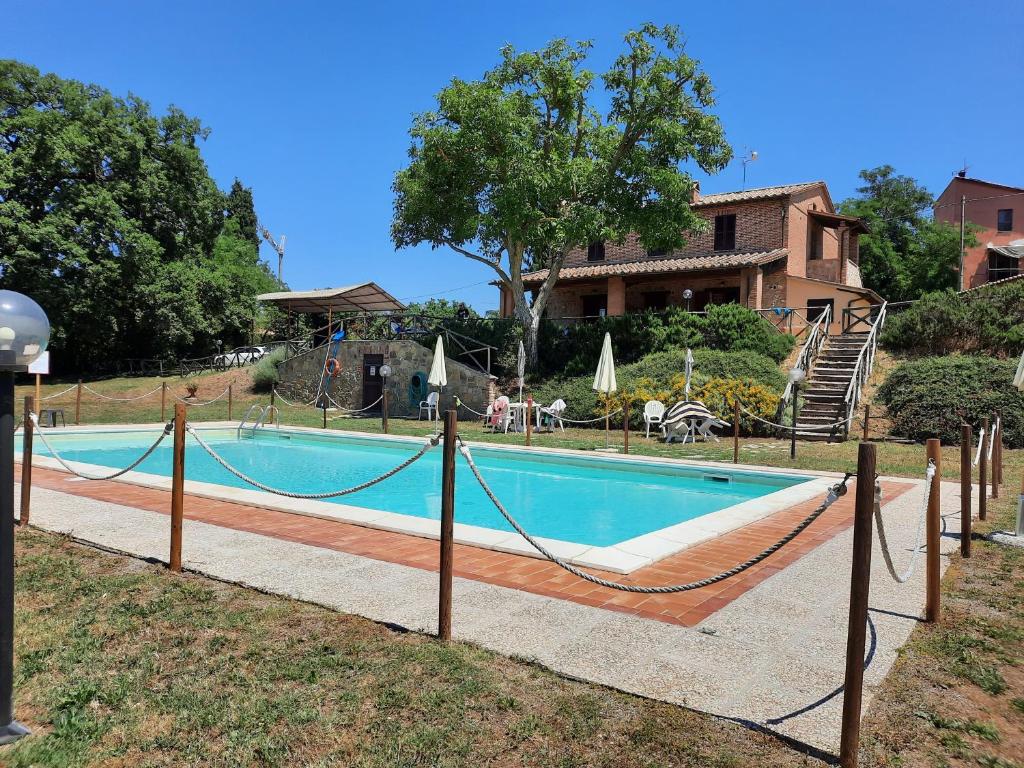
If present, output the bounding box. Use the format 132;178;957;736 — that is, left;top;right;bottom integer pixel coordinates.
956;159;969;178
741;148;759;190
259;224;286;283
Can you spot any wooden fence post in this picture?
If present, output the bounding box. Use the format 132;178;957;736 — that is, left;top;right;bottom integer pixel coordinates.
382;388;389;434
438;409;457;642
322;403;327;430
75;379;82;425
996;414;1004;488
526;394;533;447
19;397;33;527
862;404;870;442
227;384;233;421
622;399;629;455
960;425;972;559
979;417;988;521
733;399;740;464
270;389;275;411
839;442;877;768
926;438;941;623
160;381;167;422
169;403;185;573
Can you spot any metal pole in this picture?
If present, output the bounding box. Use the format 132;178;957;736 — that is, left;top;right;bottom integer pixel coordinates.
839;443;876;768
227;384;233;422
980;417;988;521
790;381;799;460
991;412;1000;498
169;403;185;573
526;394;533;447
18;397;33;528
926;438;941;623
733;399;740;464
960;425;972;559
75;379;82;425
438;409;457;642
0;365;29;743
382;386;389;434
958;194;966;291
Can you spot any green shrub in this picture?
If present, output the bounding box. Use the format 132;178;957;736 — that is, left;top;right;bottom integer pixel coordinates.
700;303;795;362
250;347;286;393
882;283;1024;358
877;356;1024;447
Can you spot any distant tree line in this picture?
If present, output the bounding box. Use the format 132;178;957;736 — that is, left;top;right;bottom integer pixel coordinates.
0;60;280;374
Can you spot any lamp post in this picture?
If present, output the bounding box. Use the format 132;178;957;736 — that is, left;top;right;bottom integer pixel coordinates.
0;290;49;745
683;288;693;313
788;366;805;461
379;364;392;434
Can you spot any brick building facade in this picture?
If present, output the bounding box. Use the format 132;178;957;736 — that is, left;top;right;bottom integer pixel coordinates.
499;181;880;333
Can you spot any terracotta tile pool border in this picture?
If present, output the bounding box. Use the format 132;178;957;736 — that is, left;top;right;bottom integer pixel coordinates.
17;462;915;627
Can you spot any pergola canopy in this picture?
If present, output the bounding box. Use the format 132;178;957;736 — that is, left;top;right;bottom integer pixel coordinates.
257;282;406;314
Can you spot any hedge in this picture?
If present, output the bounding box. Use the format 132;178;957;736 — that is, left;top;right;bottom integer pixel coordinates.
877;355;1024;447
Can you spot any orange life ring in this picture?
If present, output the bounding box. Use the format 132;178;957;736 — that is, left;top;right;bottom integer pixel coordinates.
325;358;341;376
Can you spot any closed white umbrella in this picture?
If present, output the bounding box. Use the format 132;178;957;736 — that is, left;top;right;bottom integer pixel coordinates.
684;348;695;399
592;332;617;448
1014;349;1024;391
428;335;447;421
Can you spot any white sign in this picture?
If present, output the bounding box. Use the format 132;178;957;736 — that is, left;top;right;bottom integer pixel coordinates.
28;350;49;375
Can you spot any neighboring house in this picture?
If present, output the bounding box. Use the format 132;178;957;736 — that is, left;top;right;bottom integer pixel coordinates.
498;181;880;333
934;173;1024;289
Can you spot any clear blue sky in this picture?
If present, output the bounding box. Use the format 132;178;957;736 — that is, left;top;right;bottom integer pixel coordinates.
9;0;1024;312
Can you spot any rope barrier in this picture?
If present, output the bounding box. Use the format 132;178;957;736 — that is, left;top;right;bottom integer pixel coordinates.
29;413;172;480
738;403;855;433
326;395;384;419
973;427;985;467
173;387;230;407
555;408;623;425
39;384;79;401
457;435;852;593
874;460;934;584
987;417;999;462
453;396;489;418
185;424;437;499
271;388;319;408
82;383;164;402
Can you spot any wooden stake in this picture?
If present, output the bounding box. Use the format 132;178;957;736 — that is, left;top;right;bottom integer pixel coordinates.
169;403;185;573
322;404;327;430
160;381;167;422
991;412;1000;498
227;384;233;421
622;399;629;454
526;394;533;447
926;438;941;623
979;417;988;521
270;389;275;410
862;404;870;442
733;399;740;464
839;442;876;768
382;388;389;434
438;409;457;642
75;379;82;425
34;374;40;414
960;425;971;559
19;396;33;527
996;414;1004;487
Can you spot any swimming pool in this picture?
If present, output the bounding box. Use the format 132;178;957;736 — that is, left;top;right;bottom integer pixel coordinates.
25;426;831;573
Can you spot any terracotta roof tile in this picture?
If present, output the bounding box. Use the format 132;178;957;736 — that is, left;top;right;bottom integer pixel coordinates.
692;182;822;207
522;248;788;284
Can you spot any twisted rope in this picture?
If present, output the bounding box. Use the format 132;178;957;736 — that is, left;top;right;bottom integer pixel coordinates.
271;388;318;408
457;435;852;593
453;396;489;418
973;427;986;467
987;417;999;462
556;408;623;425
29;413;172;480
739;403;854;432
39;384;79;401
326;395;384;419
873;460;934;584
185;424;437;499
83;383;163;402
173;387;230;406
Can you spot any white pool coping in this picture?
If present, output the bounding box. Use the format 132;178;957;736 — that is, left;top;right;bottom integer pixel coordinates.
21;422;836;575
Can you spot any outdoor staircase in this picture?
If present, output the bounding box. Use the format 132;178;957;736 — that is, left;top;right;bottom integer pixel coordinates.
793;332;870;441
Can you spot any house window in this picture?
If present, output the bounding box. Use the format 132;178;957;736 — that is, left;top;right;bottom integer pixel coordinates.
587;241;605;262
988;250;1020;282
642;291;669;310
807;298;834;322
808;222;823;260
647;247;668;258
997;209;1013;232
713;214;736;251
581;293;607;318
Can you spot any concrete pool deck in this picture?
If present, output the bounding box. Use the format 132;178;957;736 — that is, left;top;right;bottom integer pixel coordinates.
13;460;960;756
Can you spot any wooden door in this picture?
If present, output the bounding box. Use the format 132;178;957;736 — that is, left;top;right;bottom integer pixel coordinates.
362;354;384;410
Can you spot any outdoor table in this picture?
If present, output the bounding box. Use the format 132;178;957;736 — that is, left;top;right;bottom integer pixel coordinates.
507;401;541;433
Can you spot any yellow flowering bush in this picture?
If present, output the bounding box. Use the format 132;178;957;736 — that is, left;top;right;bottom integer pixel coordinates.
689;377;778;436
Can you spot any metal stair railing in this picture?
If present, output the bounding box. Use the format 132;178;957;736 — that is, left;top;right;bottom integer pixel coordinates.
775;303;832;427
841;302;887;437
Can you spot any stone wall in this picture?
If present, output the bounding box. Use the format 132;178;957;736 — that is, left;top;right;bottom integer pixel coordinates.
275;340;493;419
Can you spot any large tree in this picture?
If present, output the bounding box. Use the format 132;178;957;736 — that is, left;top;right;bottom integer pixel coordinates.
0;60;277;371
226;178;260;249
838;166;975;302
391;24;731;367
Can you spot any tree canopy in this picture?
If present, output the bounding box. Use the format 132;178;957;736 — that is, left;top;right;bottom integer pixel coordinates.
838;166;975;302
0;60;278;372
391;24;731;366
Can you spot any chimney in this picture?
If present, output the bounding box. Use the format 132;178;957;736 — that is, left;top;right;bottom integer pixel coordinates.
690;180;701;204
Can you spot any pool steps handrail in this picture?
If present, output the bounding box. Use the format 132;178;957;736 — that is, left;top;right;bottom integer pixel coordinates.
237;404;280;439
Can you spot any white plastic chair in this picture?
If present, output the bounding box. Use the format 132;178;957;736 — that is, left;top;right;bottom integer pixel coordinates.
643;400;665;438
540;399;567;432
491;395;512;433
418;391;439;420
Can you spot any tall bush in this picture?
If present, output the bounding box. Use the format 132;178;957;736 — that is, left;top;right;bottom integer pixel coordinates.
877;356;1024;447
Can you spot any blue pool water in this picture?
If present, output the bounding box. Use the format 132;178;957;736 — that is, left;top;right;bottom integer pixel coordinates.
29;429;811;547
